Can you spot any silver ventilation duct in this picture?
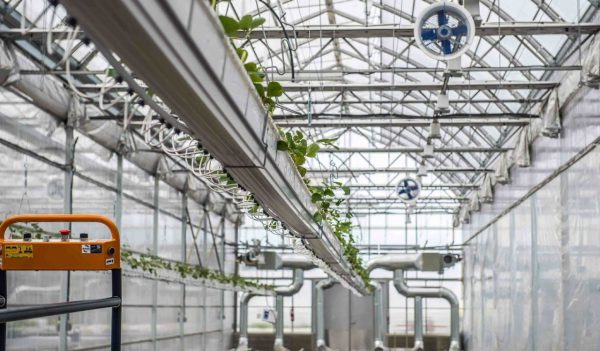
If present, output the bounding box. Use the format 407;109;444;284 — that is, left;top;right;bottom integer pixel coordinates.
414;296;424;351
371;281;385;350
237;292;263;350
366;254;458;351
366;254;424;273
315;279;335;350
394;269;460;351
274;268;304;349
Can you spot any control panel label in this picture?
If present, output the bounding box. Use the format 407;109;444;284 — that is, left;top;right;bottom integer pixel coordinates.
81;244;102;254
105;258;115;266
5;245;33;258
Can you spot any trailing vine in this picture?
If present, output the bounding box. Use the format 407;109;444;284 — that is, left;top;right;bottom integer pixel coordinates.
276;131;370;286
121;249;273;291
210;3;370;287
211;1;284;113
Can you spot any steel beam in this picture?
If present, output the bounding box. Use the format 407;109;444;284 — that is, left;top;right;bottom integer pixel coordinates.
2;23;598;41
277;98;545;105
276;118;531;128
308;167;494;174
240;23;600;39
347;184;479;190
321;147;511;153
267;65;581;75
280;81;559;92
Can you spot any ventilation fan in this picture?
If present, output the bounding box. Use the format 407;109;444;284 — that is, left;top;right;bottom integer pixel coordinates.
397;177;421;204
414;1;475;62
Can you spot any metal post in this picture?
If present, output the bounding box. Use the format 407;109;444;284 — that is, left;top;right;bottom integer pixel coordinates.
60;123;75;351
179;193;187;351
219;217;226;348
0;270;6;351
111;269;122;351
151;177;159;351
414;296;424;351
115;154;123;229
275;295;284;346
202;209;208;350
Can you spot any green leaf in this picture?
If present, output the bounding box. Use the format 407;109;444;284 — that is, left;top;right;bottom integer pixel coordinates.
238;15;253;30
306;143;320;157
254;83;265;97
276;140;288;151
249;71;264;83
311;193;322;202
244;62;258;73
218;16;239;37
291;153;305;166
251;17;266;29
297;166;307;177
236;48;248;62
342;186;350;195
313;212;323;222
324;188;335;197
266;81;284;97
107;68;118;78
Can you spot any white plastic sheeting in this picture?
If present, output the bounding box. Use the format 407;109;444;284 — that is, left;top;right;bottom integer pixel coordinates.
464;147;600;350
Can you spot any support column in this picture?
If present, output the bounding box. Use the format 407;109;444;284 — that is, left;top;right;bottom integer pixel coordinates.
115;154;123;229
220;217;226;348
151;177;159;351
274;295;284;346
180;192;187;350
413;296;424;351
202;208;208;350
59;123;75;351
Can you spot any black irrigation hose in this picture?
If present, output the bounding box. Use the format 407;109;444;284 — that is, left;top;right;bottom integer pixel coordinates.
256;0;295;82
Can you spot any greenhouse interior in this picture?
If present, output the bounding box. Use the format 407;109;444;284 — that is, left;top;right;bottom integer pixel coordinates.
0;0;598;350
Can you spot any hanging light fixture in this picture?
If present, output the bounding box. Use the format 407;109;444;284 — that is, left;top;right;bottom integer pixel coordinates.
435;93;451;114
421;142;435;159
428;118;442;140
417;162;429;177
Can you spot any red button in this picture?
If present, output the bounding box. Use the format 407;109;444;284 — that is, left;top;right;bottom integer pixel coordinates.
59;229;71;236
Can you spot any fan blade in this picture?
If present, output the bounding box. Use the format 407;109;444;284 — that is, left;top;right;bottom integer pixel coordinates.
452;24;468;36
441;39;452;54
437;10;448;26
421;28;437;41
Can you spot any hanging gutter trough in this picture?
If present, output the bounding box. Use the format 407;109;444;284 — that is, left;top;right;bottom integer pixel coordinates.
60;0;369;295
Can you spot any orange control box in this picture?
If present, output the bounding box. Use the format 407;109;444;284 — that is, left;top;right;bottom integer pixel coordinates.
0;214;121;271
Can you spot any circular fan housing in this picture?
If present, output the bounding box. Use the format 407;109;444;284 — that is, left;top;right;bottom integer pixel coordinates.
397;177;422;204
414;1;475;61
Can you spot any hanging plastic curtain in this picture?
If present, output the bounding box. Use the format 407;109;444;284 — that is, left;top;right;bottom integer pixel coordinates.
469;193;481;212
513;126;533;167
494;153;511;185
459;205;471;224
541;88;561;138
452;212;461;228
478;174;494;203
582;33;600;84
